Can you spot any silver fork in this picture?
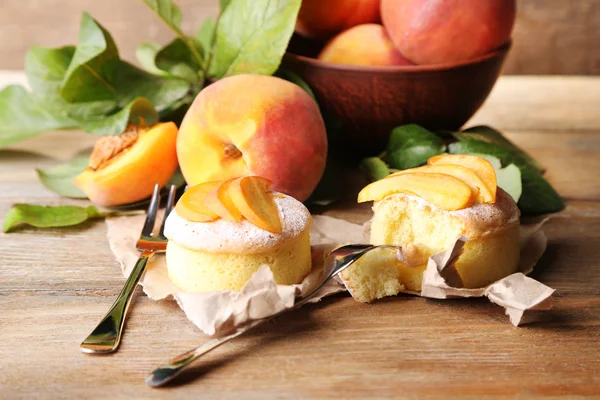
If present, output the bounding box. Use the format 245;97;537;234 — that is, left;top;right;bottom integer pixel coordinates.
146;243;401;387
80;184;177;354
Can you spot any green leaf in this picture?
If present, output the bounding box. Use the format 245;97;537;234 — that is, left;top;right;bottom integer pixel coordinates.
35;156;89;198
143;0;183;30
360;157;390;181
112;61;190;112
517;168;564;215
26;44;116;119
60;13;120;104
209;0;302;79
155;38;202;83
469;154;522;202
220;0;232;11
458;125;544;172
136;42;168;75
0;85;78;148
143;0;204;68
448;141;564;214
3;204;104;232
385;124;445;170
25;45;75;102
194;18;216;60
77;97;158;134
496;163;522;203
275;69;317;102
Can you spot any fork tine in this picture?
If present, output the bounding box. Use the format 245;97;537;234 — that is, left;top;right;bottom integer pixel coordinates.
159;185;177;239
142;184;161;237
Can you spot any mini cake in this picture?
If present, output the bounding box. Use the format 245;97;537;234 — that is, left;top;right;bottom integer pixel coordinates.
164;176;312;292
341;154;521;303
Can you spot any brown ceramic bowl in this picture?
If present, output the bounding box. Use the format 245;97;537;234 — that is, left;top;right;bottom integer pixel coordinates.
282;36;511;156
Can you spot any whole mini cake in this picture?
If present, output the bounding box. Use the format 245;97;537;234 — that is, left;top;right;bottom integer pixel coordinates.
164;176;312;292
341;154;521;303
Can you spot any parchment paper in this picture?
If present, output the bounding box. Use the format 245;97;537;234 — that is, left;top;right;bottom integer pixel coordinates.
106;214;551;334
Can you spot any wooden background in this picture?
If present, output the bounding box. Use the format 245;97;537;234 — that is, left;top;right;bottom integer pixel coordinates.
0;0;599;74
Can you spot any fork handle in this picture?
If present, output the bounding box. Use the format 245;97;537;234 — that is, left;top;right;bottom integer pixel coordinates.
80;251;155;354
146;320;262;387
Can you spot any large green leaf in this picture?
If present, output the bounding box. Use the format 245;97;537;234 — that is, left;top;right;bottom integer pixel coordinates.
385;124;445;170
143;0;204;67
2;204;141;232
3;204;99;232
474;154;522;202
194;18;216;60
155;38;202;83
458;125;544;172
136;42;168;75
209;0;302;78
220;0;232;12
25;45;116;118
448;140;564;214
112;61;190;112
0;85;77;148
58;13;190;115
60;13;120;104
78;97;158;134
517;168;565;215
35;156;89;198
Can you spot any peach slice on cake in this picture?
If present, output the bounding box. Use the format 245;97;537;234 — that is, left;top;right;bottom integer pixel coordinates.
358;172;475;210
229;176;282;234
388;164;494;204
428;154;497;202
175;181;222;222
204;178;243;221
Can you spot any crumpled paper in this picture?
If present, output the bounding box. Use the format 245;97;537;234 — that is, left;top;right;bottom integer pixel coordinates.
106;213;551;333
106;214;352;336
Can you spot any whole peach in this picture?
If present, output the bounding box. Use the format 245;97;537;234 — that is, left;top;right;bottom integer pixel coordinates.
177;74;327;202
296;0;381;40
381;0;516;64
319;24;413;67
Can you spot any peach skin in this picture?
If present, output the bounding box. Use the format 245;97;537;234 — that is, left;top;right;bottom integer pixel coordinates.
176;74;328;202
74;122;178;207
296;0;381;40
319;24;413;67
381;0;515;64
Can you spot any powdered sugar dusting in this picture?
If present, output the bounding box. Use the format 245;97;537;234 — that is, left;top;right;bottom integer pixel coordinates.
164;194;311;254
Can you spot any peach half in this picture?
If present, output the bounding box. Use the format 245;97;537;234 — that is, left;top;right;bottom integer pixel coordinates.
296;0;381;40
74;122;178;207
318;24;413;67
176;74;328;202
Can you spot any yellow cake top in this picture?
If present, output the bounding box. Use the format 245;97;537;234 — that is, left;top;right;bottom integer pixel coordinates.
164;194;312;254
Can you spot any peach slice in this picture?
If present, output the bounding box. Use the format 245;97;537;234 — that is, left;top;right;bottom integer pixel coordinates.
428;154;497;201
388;164;494;203
358;172;475;210
175;181;222;222
204;178;243;221
229;176;282;234
74;122;178;207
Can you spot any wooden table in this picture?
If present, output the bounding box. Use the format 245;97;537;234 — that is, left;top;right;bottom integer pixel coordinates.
1;75;599;399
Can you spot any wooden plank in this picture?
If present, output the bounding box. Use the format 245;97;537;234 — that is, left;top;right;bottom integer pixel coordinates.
469;76;600;132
